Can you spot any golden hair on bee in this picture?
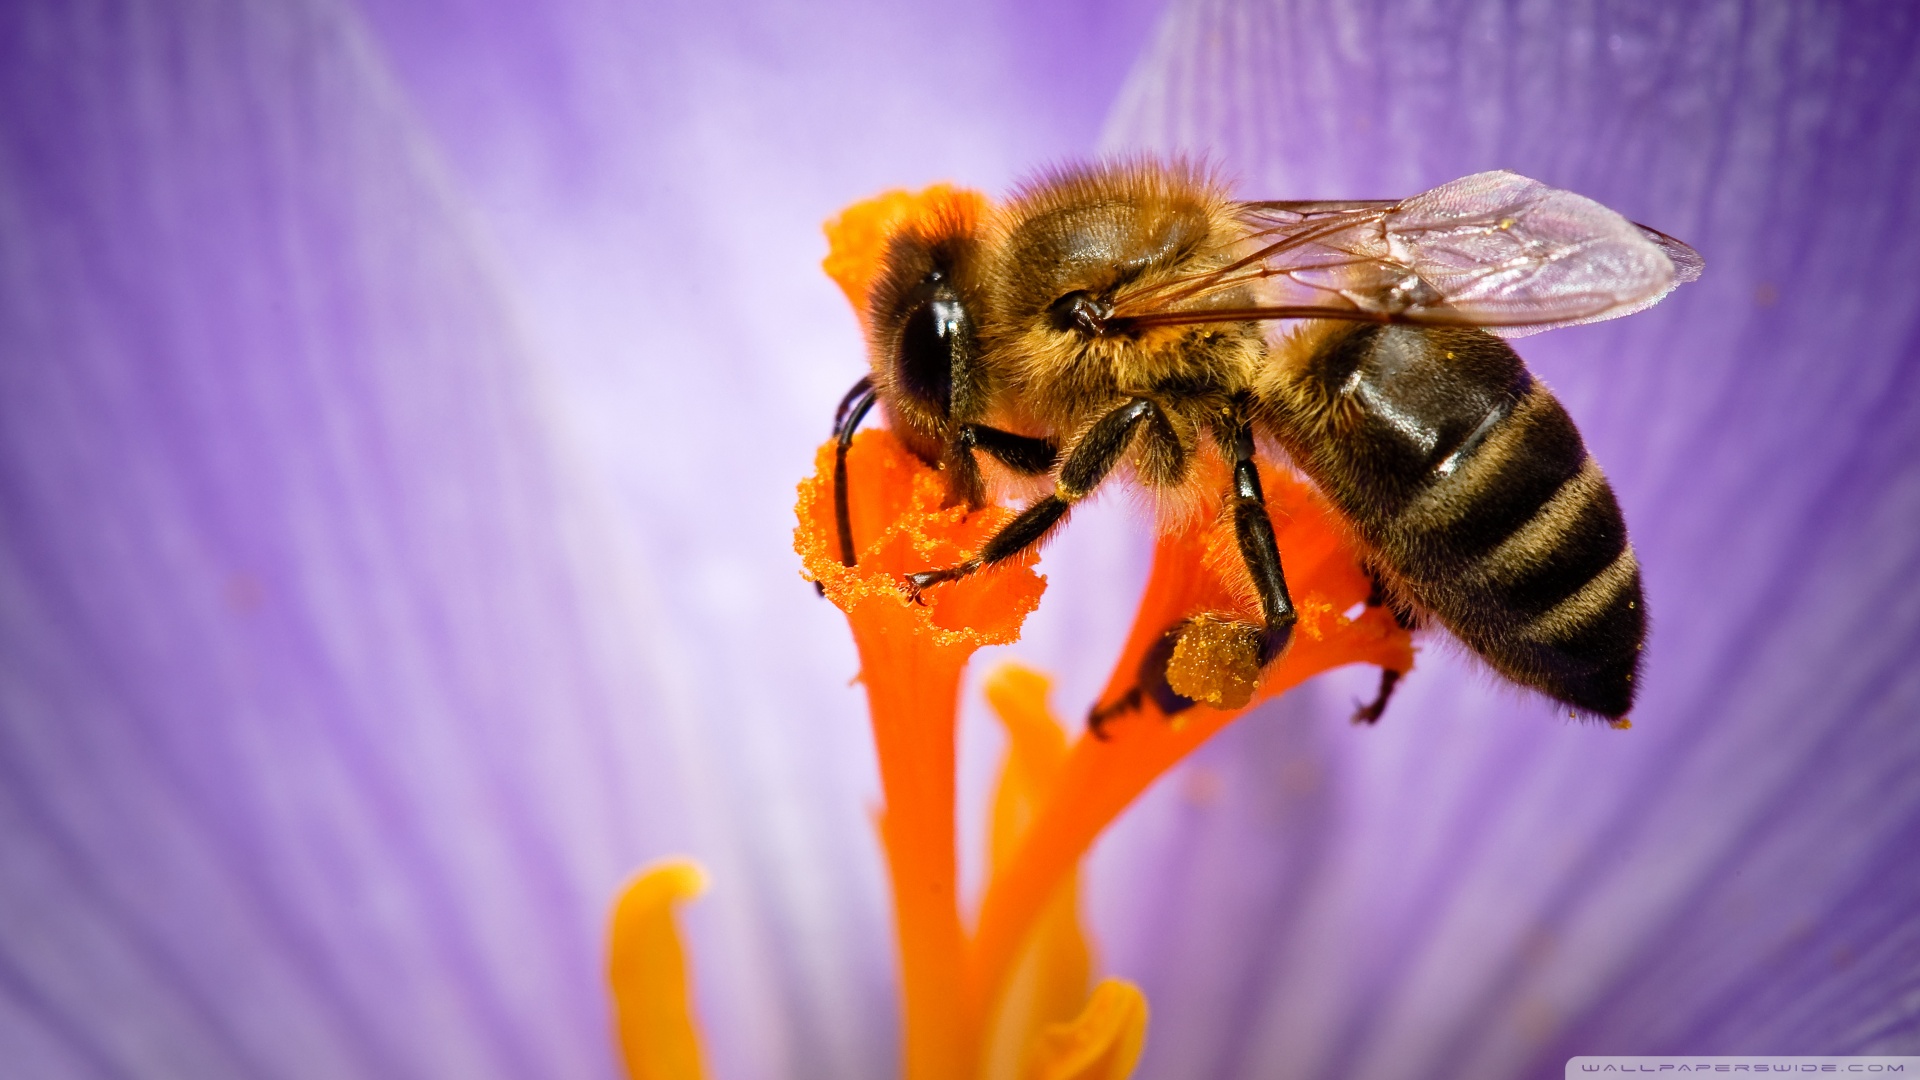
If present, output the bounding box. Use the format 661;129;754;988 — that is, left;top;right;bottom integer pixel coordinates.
978;160;1262;438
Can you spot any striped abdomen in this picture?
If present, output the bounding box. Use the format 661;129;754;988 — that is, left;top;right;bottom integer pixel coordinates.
1266;324;1644;717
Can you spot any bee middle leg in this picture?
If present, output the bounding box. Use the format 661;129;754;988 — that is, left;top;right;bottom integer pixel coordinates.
1228;418;1297;662
905;397;1170;597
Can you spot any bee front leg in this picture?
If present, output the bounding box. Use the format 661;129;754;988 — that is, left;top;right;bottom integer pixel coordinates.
941;425;1059;510
1228;419;1297;662
905;398;1164;600
964;425;1058;475
831;376;878;569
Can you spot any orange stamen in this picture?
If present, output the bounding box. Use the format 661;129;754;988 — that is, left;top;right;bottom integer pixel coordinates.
796;427;1045;1080
608;859;711;1080
966;455;1413;1030
1021;979;1149;1080
980;665;1093;1080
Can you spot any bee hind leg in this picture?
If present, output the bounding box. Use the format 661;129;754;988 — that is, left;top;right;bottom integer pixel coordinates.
1351;668;1402;725
1085;623;1200;738
1228;420;1298;662
1363;564;1419;630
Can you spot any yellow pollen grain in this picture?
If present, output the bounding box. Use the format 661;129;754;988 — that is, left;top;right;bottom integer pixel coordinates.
1164;615;1264;709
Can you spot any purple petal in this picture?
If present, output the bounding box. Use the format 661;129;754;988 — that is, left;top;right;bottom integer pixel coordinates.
0;0;1160;1077
13;0;1914;1076
0;2;719;1075
1091;0;1920;1074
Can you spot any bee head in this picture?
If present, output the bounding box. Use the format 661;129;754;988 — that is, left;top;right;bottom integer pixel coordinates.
866;213;987;462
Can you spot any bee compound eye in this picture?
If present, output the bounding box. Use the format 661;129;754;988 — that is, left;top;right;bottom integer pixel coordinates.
894;290;969;418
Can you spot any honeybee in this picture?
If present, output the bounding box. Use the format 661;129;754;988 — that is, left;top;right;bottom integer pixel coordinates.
827;162;1701;725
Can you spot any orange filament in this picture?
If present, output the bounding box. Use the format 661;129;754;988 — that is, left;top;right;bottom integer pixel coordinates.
1021;979;1149;1080
980;665;1092;1080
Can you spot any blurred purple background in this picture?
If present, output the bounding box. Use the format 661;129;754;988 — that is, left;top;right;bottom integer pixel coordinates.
0;1;1915;1078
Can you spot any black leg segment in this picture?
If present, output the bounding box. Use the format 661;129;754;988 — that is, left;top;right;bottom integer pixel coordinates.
834;375;875;430
903;495;1068;598
965;425;1058;475
945;425;1058;511
1060;398;1156;497
1084;622;1203;738
1228;416;1297;662
1351;668;1401;724
980;496;1070;565
1364;565;1419;630
833;377;878;568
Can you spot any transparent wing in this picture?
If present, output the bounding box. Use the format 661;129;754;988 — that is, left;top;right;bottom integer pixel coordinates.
1110;171;1703;339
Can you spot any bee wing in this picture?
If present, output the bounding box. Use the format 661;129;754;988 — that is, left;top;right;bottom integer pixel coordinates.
1115;171;1703;339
